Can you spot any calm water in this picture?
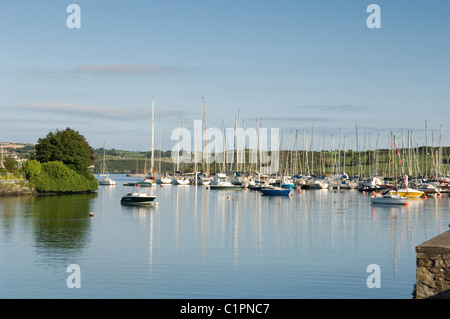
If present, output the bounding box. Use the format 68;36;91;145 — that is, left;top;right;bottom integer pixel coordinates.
1;174;449;299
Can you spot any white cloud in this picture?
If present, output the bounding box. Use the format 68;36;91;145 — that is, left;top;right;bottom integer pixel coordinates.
17;103;148;120
15;102;191;121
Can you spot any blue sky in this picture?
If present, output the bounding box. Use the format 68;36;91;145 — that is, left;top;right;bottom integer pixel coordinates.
0;1;449;151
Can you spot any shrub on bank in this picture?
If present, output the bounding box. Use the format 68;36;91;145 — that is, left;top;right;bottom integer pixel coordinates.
28;161;98;193
22;159;42;179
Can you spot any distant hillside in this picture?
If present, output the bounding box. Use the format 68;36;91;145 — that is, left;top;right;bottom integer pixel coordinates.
1;142;35;159
92;148;176;174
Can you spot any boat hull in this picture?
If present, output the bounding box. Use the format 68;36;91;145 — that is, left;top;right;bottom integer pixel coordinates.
120;195;157;205
172;180;190;185
98;178;116;185
209;185;243;190
155;178;172;184
261;188;292;196
371;196;408;205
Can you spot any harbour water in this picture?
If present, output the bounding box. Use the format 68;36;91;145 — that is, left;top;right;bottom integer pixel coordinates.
1;174;449;299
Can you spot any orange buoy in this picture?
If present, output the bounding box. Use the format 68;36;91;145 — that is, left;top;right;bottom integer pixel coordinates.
405;202;409;207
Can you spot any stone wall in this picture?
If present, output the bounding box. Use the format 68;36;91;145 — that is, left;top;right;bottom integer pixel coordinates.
415;230;450;299
0;183;36;196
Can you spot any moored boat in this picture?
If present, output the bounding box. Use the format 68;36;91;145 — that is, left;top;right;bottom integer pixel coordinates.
417;183;440;195
155;175;172;184
98;177;116;186
261;186;292;196
371;192;408;205
280;177;294;190
392;188;424;198
172;176;190;185
310;180;328;189
135;178;154;187
97;143;116;186
120;187;157;206
209;173;243;190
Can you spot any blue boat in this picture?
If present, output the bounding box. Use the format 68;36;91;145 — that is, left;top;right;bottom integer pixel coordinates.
261;186;292;196
280;182;294;190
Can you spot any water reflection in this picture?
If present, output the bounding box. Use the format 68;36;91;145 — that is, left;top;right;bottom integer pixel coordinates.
0;193;96;267
0;196;35;243
3;174;450;298
31;193;97;265
119;185;449;283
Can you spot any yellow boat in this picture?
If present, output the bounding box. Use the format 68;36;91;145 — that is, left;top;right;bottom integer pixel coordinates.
392;188;424;198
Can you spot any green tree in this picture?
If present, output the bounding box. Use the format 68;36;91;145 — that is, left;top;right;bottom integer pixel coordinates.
34;128;95;177
4;155;17;172
22;159;42;179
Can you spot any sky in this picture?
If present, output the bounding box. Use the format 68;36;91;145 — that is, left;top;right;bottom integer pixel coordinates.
0;0;449;152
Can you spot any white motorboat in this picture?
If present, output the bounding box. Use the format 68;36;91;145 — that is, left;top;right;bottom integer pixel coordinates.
371;192;408;205
120;187;157;206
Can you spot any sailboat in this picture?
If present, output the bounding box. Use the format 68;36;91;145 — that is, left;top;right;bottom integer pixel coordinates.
155;175;172;184
155;111;172;185
372;138;422;204
127;158;145;177
209;173;243;190
128;98;157;187
172;176;190;185
98;144;116;185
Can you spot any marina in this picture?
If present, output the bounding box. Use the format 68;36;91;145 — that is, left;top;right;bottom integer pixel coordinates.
1;1;450;302
1;174;450;299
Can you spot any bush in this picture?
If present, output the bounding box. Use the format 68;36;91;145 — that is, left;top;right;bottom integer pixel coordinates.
29;161;98;193
22;159;42;179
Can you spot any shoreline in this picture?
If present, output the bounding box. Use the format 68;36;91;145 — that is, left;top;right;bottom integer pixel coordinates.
0;184;37;196
0;183;97;197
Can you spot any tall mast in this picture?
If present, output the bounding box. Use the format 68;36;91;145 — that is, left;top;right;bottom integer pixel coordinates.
439;125;443;177
203;97;209;176
158;112;162;173
151;97;155;177
311;123;314;175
